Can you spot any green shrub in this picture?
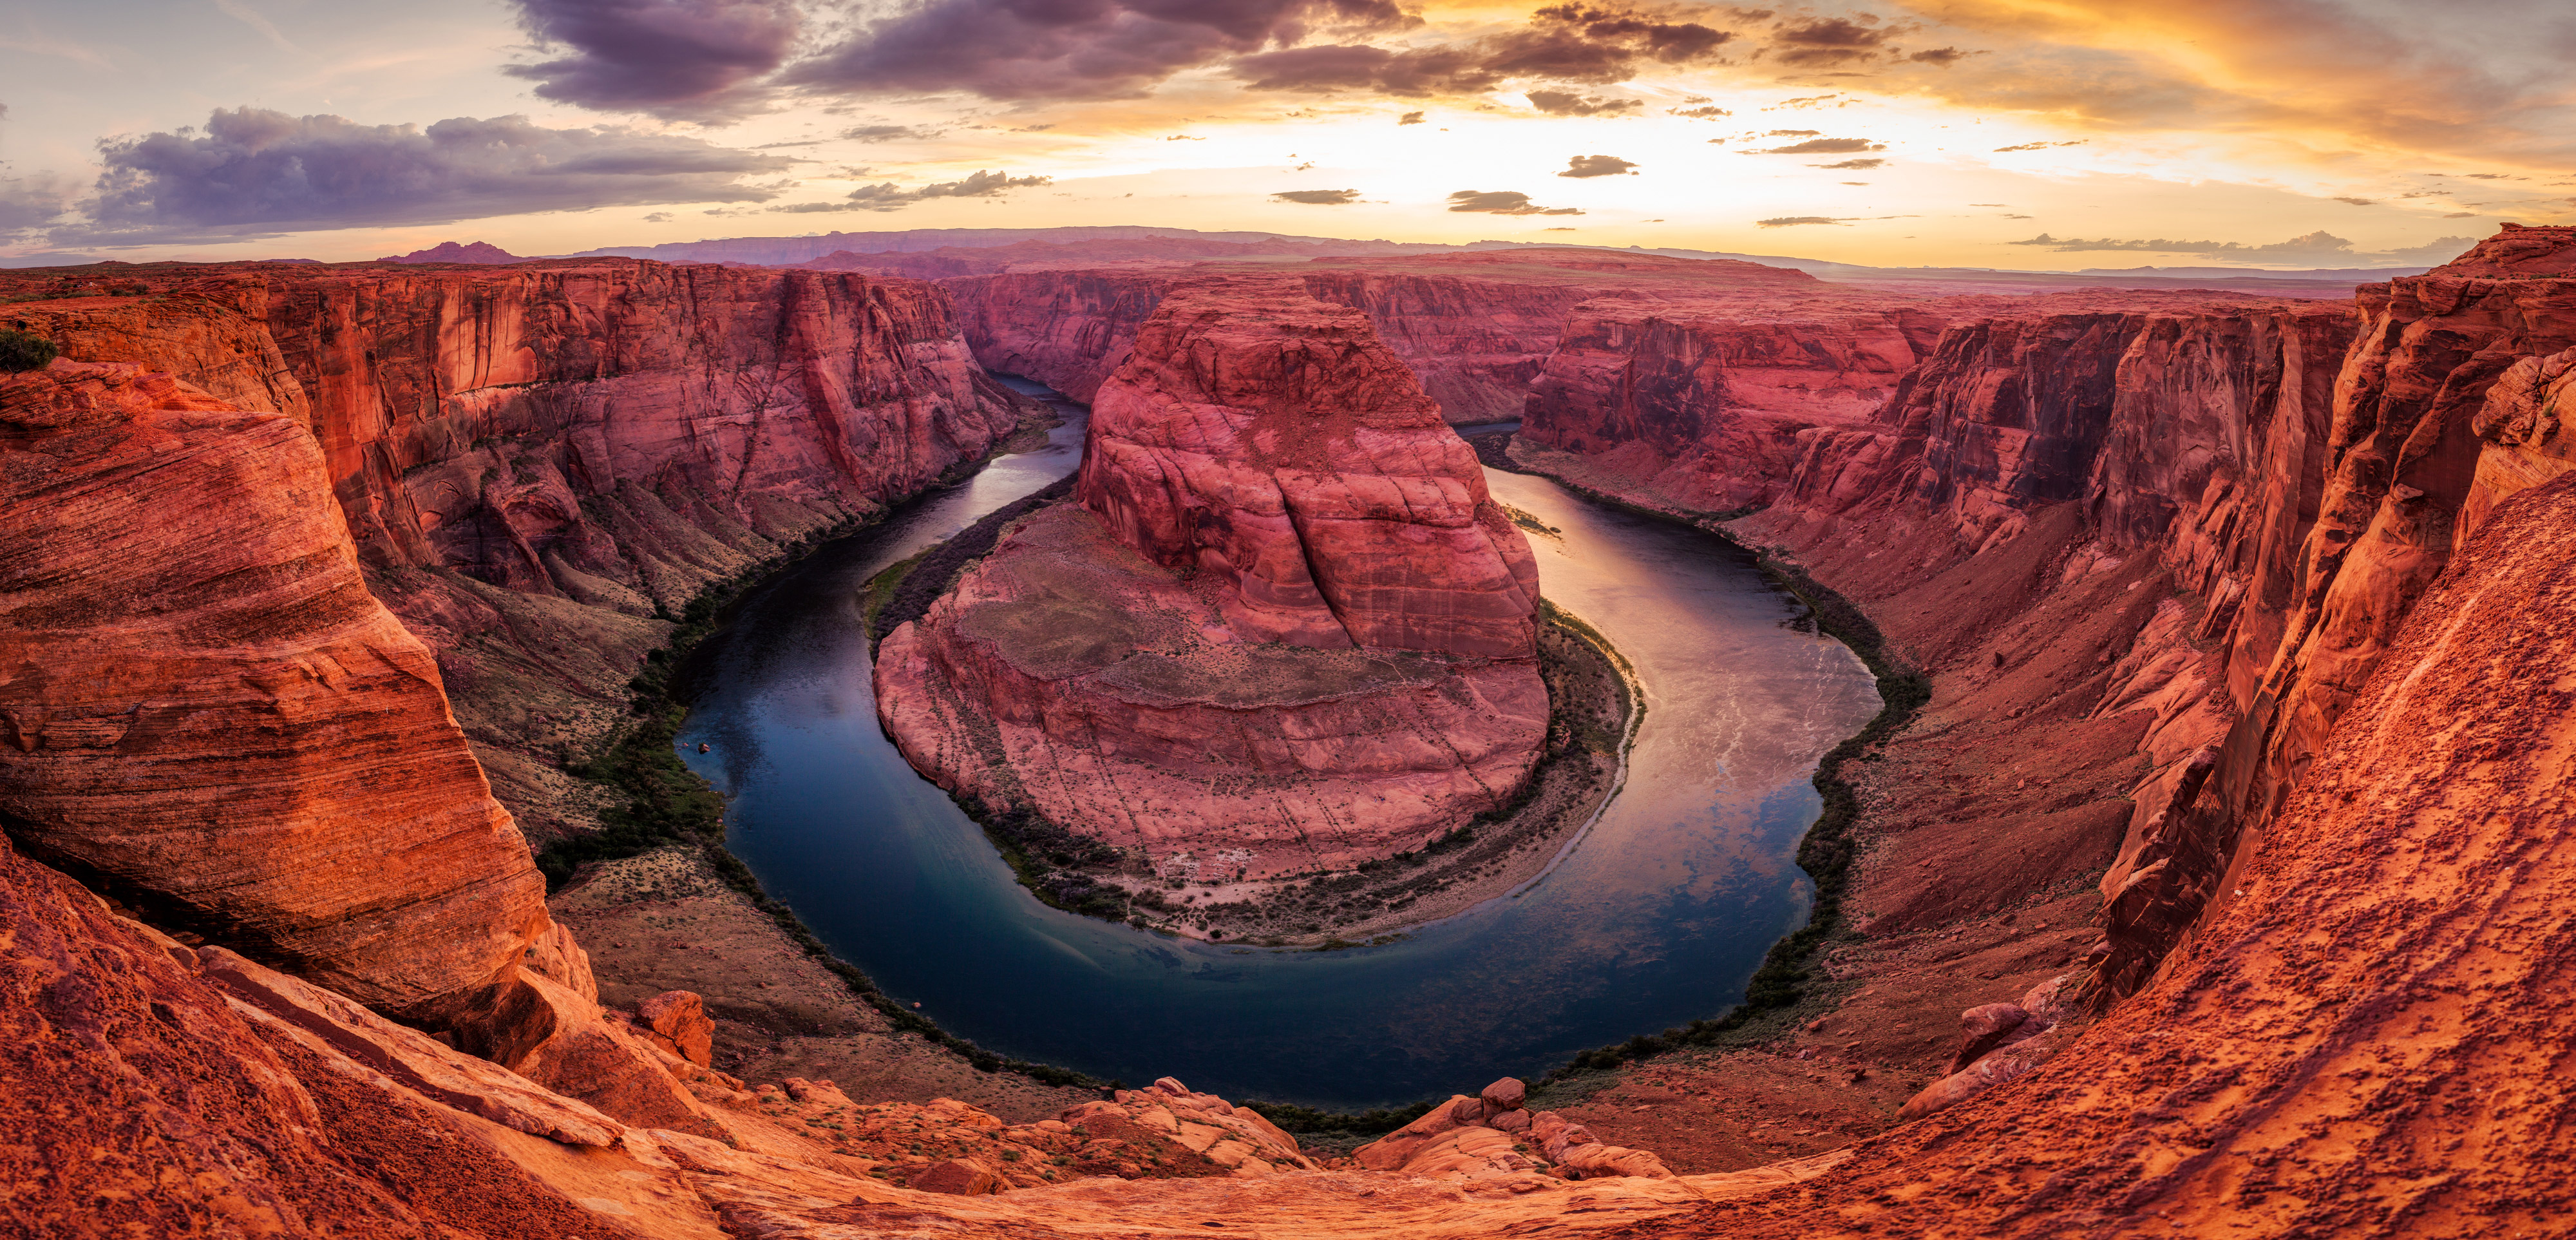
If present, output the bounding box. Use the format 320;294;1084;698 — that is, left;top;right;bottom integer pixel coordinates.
0;329;59;372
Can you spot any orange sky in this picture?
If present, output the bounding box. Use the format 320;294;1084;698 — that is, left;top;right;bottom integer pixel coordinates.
4;0;2568;268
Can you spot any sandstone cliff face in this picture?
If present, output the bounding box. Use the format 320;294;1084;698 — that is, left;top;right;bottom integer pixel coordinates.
945;251;1825;424
1649;470;2576;1238
0;362;545;1011
1517;298;1953;511
877;294;1546;877
6;261;1029;840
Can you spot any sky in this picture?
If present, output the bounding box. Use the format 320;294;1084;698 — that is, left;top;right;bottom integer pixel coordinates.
4;0;2572;269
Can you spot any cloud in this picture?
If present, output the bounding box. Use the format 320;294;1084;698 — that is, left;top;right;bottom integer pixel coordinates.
1669;105;1730;119
1526;90;1640;116
2332;196;2377;205
2008;228;2477;267
504;0;802;123
643;211;674;222
823;169;1052;212
1770;16;1884;66
1907;46;1965;65
1399;111;1425;124
52;108;791;244
1757;213;1915;227
1273;188;1361;204
1993;140;2086;152
1756;137;1883;155
1166;133;1205;140
1558;155;1638;178
212;0;299;52
0;170;79;231
793;0;1417;102
1231;5;1734;98
1765;128;1821;137
1816;157;1882;169
842;124;940;142
1447;189;1581;215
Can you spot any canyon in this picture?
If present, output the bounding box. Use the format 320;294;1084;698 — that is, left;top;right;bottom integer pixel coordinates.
5;224;2576;1236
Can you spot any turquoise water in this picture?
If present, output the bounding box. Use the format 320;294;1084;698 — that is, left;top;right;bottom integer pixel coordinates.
676;382;1879;1109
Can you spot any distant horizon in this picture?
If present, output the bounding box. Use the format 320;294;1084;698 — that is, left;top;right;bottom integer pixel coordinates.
0;221;2465;280
5;4;2560;274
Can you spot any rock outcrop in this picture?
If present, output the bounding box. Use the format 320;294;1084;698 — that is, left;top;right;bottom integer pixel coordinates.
1354;1076;1675;1186
876;293;1546;877
5;260;1032;841
0;362;545;1012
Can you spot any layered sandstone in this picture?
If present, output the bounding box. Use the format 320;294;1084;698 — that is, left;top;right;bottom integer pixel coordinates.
1644;468;2576;1237
945;249;1829;423
876;294;1545;877
0;362;545;1011
5;260;1030;840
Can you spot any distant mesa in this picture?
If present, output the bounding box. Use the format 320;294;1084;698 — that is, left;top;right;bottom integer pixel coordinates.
377;240;525;265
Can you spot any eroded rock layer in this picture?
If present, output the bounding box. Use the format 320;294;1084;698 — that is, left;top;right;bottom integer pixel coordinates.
0;363;545;1010
944;249;1828;423
877;294;1546;875
5;260;1030;840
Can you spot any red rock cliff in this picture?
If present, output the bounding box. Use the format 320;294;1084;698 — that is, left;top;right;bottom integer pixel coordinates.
0;362;544;1011
7;260;1030;840
875;292;1546;877
945;250;1823;424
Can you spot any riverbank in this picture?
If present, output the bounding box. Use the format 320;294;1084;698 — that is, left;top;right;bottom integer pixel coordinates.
1485;431;2136;1170
861;486;1643;947
526;402;1119;1109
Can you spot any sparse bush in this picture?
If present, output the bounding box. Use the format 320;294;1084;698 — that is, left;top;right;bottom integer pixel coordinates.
0;329;59;372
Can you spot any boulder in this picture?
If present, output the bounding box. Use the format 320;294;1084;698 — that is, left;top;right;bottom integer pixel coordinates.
636;989;714;1067
912;1158;1007;1196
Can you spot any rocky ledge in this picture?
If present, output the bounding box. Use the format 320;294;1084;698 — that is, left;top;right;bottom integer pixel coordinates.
875;293;1548;884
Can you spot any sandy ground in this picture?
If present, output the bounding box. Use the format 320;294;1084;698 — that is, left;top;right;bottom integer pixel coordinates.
549;846;1102;1122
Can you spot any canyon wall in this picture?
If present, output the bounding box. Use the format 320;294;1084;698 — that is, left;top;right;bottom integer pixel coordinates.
0;361;546;1011
945;250;1828;424
876;292;1548;877
1524;229;2576;1006
6;261;1030;838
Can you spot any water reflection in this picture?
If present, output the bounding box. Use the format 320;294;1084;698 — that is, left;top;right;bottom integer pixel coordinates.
679;381;1880;1109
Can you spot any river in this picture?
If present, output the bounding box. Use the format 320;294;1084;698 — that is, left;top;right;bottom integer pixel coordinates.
674;383;1882;1110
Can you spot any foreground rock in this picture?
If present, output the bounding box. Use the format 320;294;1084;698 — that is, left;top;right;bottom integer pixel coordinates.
876;293;1546;878
0;362;545;1013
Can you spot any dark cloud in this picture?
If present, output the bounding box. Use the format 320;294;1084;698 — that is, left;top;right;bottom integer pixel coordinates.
2008;229;2476;266
504;0;802;123
1816;157;1882;169
842;124;942;142
1558;155;1638;177
1668;105;1730;118
790;0;1417;102
1446;189;1582;215
1232;5;1733;97
826;169;1051;212
643;211;674;221
2333;196;2378;205
1906;46;1965;65
1993;140;2085;152
1526;90;1640;116
59;108;789;244
1771;16;1884;66
1273;188;1361;204
1399;111;1425;124
1756;137;1882;154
